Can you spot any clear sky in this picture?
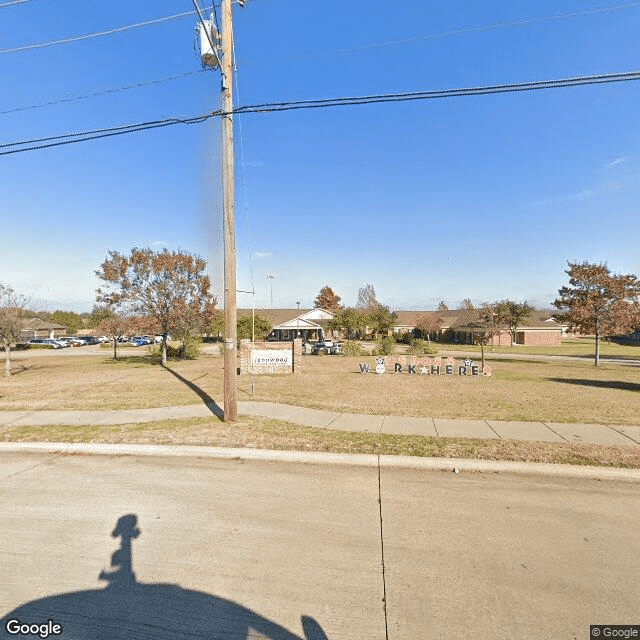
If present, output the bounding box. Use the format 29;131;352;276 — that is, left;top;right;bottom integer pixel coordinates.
1;0;639;312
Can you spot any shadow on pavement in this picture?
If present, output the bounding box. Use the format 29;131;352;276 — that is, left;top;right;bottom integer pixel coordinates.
1;514;328;640
547;377;640;392
161;365;224;419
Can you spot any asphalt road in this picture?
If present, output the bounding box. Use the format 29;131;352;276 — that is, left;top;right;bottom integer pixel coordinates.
1;452;638;639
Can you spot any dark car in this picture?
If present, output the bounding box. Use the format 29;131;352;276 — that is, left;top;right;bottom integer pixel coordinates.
310;342;329;355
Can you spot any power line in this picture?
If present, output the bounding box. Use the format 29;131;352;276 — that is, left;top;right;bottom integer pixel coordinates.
2;1;639;59
0;114;216;155
233;71;640;114
0;6;218;56
0;0;34;7
320;1;640;57
0;70;206;116
2;70;639;157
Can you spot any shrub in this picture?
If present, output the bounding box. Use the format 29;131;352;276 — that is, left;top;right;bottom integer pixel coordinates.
377;336;396;356
394;331;413;345
341;340;364;356
410;339;438;356
178;335;202;359
147;336;201;360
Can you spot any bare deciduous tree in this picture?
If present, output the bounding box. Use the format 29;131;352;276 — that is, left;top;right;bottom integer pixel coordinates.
415;312;443;344
356;284;380;311
0;284;28;377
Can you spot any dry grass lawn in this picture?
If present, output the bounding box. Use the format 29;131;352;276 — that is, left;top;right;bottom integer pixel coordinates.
1;351;639;426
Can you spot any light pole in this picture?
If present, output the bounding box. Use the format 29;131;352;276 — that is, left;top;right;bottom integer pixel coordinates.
267;274;275;308
296;300;300;341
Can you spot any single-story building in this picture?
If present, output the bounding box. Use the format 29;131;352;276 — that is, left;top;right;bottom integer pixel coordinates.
240;308;568;345
20;318;67;341
394;310;568;346
237;308;334;342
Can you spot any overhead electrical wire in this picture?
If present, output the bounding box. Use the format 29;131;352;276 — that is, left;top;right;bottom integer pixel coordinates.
232;71;640;114
0;114;215;156
0;0;35;7
0;6;218;55
2;2;640;57
0;70;206;116
2;70;639;157
323;1;640;57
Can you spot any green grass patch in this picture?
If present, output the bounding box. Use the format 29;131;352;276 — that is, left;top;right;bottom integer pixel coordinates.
1;416;638;468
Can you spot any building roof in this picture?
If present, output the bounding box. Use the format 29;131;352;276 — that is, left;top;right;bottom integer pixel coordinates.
395;309;565;331
237;308;334;326
20;318;67;331
237;308;566;332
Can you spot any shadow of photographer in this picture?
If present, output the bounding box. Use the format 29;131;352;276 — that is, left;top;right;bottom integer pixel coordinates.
1;514;328;640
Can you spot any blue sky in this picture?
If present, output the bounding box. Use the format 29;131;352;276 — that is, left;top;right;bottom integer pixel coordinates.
1;0;639;312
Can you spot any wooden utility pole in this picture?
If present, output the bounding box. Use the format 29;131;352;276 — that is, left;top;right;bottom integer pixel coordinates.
221;0;237;422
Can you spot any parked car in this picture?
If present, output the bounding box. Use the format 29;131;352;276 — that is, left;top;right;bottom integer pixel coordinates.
62;337;87;346
311;339;342;355
131;336;153;345
79;336;100;345
28;339;57;349
311;342;327;355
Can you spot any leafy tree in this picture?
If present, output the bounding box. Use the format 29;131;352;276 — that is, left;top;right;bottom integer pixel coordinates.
437;300;449;311
553;261;640;366
208;312;224;340
0;284;28;377
462;305;504;368
22;309;52;321
313;286;342;311
415;312;443;344
95;315;151;361
237;314;273;341
458;298;475;310
50;310;84;335
209;314;273;341
491;300;534;346
96;248;217;365
328;308;367;339
367;305;398;338
88;303;116;329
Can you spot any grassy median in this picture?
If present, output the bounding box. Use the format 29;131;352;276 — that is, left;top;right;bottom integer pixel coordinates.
2;415;639;468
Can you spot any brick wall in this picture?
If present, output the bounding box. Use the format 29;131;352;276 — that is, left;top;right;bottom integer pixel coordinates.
519;330;562;345
239;339;302;374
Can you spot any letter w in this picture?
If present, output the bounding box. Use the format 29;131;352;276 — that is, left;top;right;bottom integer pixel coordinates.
359;363;371;373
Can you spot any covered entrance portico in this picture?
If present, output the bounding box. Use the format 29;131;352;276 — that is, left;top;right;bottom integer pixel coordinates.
268;317;324;342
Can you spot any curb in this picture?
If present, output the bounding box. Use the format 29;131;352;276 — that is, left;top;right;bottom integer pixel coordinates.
1;442;639;482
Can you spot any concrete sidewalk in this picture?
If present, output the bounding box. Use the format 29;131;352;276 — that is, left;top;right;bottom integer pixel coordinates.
0;401;639;447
